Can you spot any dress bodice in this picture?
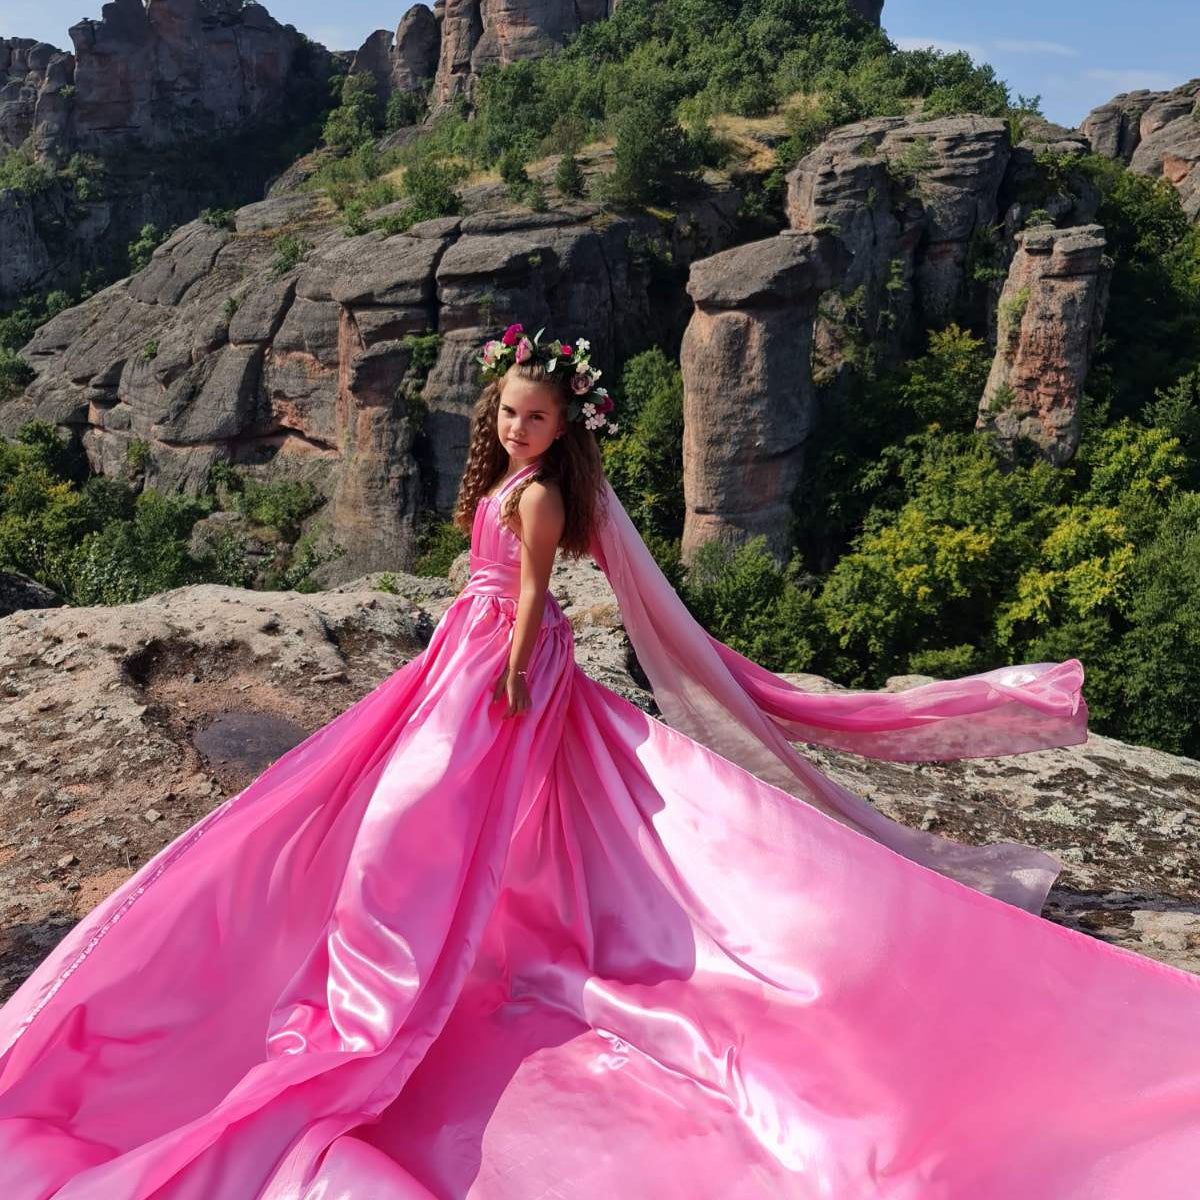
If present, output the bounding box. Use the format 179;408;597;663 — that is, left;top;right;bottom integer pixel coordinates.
460;459;566;627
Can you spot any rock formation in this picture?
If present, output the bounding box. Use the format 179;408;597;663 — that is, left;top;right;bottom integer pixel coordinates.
3;1;329;163
348;7;440;104
1084;80;1200;219
679;231;848;564
0;571;60;618
0;38;73;161
976;224;1110;464
432;0;614;107
3;559;1198;999
0;1;334;305
787;115;1014;370
1;175;746;581
676;112;1104;562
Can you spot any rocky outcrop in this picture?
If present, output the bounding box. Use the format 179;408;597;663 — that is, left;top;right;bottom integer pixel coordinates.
787;116;1014;374
1083;80;1200;219
2;556;1198;998
976;224;1110;464
786;114;1101;380
675;113;1104;560
4;1;330;163
348;7;440;104
366;0;885;110
0;37;73;159
679;231;848;563
0;572;60;617
1;177;746;581
433;0;615;106
0;1;334;306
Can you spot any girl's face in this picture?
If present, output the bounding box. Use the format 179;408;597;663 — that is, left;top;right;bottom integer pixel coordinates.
497;375;567;464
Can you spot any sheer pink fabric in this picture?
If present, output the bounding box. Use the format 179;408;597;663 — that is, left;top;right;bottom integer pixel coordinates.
0;459;1197;1200
588;479;1084;912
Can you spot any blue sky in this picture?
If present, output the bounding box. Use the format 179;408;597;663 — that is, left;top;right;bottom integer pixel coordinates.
4;1;1195;129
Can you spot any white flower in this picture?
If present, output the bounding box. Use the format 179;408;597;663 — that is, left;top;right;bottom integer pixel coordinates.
590;368;602;379
582;401;596;415
606;421;618;433
575;337;590;351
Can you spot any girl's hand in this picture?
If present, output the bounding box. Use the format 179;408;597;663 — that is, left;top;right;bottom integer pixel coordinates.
492;664;532;718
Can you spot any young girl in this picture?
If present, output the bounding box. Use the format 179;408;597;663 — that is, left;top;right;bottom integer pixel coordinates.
0;323;1198;1199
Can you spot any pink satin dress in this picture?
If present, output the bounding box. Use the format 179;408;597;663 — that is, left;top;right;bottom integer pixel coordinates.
1;458;1199;1199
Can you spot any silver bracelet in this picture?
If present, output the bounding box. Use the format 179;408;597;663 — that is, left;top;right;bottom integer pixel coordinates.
513;668;528;678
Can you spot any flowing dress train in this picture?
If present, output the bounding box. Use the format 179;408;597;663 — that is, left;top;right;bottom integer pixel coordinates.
1;458;1199;1199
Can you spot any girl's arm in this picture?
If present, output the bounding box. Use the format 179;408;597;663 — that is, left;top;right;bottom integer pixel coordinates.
493;481;565;717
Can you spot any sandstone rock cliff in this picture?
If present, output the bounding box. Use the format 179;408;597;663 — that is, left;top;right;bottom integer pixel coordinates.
677;112;1106;559
787;115;1014;367
427;0;884;108
679;231;848;563
433;0;615;107
3;1;329;163
1083;79;1200;219
348;6;441;104
0;1;334;305
976;224;1111;464
1;175;747;581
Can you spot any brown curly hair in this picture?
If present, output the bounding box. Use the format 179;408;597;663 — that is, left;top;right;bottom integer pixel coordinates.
452;360;609;558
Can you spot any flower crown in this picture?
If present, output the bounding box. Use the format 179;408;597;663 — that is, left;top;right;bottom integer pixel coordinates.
476;323;618;434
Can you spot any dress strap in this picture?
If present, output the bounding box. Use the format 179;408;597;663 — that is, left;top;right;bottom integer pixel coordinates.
494;460;543;504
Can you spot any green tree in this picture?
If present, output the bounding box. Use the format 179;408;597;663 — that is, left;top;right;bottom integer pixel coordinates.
323;71;382;149
602;95;700;207
601;347;686;541
498;147;532;202
554;152;586;198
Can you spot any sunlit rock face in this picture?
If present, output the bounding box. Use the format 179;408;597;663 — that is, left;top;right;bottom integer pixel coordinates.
1084;78;1200;220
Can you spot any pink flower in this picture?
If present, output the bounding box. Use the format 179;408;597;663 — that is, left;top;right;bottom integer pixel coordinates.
501;323;524;347
481;339;502;364
597;394;614;414
515;336;533;364
569;372;591;395
561;344;573;356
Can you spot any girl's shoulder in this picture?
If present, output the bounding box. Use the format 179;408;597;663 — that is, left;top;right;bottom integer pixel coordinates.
515;476;564;514
508;475;565;534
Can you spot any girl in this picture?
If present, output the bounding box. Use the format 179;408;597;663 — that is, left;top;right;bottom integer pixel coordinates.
0;323;1198;1199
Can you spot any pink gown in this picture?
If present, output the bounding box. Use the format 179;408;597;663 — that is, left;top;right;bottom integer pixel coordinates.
1;458;1199;1199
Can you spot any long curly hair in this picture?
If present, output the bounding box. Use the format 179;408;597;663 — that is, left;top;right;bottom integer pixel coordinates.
452;360;609;558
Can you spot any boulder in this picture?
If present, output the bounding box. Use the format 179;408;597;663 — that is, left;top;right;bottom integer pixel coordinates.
0;571;61;617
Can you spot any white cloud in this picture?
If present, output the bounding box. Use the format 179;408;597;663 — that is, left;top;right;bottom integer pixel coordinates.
993;39;1079;57
893;35;983;59
1083;67;1179;92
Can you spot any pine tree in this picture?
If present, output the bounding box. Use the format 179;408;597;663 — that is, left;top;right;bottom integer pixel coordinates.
554;152;586;199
